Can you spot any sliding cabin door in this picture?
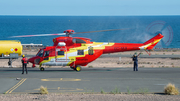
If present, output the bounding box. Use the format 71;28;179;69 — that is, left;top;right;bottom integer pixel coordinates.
55;47;70;66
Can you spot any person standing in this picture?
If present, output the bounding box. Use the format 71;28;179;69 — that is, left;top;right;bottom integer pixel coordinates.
21;55;28;74
132;53;141;71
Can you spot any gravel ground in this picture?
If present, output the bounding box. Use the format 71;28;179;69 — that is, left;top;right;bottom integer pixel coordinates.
0;94;180;101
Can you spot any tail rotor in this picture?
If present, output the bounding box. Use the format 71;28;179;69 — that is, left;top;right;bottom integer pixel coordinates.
145;21;173;48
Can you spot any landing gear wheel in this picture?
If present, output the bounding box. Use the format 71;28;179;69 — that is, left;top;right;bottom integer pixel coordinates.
75;65;81;72
40;67;45;71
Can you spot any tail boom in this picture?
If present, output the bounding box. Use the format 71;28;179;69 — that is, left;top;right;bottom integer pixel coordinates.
139;33;164;50
102;33;163;54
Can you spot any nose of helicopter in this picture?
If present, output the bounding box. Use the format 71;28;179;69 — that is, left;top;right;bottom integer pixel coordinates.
28;56;41;65
28;56;39;64
28;57;35;64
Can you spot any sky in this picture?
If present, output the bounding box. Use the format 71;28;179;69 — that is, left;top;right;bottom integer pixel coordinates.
0;0;180;16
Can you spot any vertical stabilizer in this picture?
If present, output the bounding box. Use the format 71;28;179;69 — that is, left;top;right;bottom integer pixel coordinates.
140;33;164;50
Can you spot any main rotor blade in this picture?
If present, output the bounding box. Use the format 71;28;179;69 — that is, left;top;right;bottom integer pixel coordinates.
9;28;129;38
73;28;129;34
10;33;66;38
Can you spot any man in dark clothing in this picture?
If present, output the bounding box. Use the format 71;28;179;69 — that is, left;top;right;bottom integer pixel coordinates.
132;53;141;71
21;55;28;74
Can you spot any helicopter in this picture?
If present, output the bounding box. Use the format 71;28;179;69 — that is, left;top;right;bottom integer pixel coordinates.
12;29;163;71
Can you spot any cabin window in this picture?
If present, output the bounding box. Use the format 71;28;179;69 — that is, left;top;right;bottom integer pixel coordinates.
58;51;64;55
88;46;93;55
44;51;49;57
77;50;84;55
36;50;44;57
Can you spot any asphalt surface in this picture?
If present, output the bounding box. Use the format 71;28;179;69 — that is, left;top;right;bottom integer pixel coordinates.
0;67;180;94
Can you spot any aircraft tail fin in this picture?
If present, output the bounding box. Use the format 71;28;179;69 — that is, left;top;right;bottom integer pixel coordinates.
140;33;164;50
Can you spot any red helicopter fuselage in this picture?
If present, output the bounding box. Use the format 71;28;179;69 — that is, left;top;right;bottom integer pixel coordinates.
28;33;163;71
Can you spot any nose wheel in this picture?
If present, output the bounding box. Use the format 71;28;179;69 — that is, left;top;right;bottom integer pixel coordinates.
40;67;45;71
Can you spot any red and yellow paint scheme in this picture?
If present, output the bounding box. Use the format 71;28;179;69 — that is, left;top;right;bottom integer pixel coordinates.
28;30;163;71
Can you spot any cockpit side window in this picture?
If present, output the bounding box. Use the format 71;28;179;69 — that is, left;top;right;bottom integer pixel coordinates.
44;51;49;57
36;50;44;57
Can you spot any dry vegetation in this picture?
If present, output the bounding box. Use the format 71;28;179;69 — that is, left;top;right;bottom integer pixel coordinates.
40;86;48;94
164;83;179;95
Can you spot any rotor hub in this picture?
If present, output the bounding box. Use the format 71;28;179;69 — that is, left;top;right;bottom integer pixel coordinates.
64;30;75;36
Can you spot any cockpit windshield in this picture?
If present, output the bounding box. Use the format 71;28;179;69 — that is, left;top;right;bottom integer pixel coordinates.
36;50;44;57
